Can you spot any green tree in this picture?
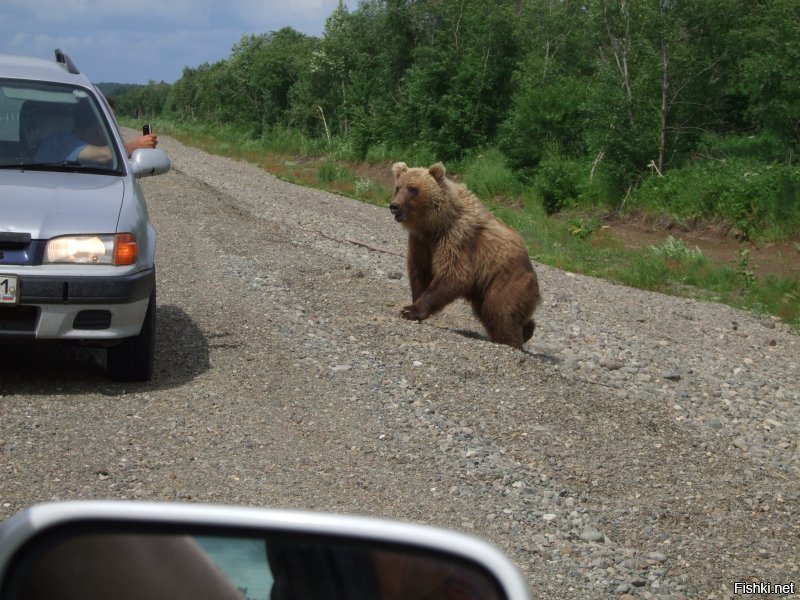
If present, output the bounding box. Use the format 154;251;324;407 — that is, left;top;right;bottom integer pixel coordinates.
500;0;594;173
112;81;170;119
228;29;317;134
164;66;199;121
645;0;744;173
734;0;800;158
291;0;416;153
393;0;520;159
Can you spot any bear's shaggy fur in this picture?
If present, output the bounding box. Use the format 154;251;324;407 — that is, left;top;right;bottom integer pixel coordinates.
390;161;541;349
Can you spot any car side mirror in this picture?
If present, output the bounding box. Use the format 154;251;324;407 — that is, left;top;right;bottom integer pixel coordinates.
129;148;171;178
0;501;529;600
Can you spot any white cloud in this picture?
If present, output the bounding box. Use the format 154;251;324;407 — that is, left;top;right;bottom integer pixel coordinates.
223;0;360;35
4;0;204;21
1;0;359;83
4;0;346;28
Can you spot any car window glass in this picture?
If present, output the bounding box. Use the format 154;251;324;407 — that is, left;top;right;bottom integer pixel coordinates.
0;89;23;143
0;80;121;171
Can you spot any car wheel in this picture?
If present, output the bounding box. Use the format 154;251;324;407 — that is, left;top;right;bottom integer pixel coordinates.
107;287;156;382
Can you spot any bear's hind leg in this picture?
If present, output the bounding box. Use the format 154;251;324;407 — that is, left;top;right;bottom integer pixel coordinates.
487;322;525;349
480;307;525;349
522;319;535;343
479;285;534;350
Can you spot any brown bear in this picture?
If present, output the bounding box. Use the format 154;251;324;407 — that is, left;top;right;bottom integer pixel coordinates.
390;161;541;349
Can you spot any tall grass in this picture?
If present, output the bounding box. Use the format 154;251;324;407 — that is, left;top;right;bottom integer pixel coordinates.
633;161;800;240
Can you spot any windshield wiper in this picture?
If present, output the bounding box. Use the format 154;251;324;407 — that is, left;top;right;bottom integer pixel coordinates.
0;161;118;173
0;160;81;169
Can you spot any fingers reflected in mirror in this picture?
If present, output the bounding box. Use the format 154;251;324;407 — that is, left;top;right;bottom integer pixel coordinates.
9;532;505;600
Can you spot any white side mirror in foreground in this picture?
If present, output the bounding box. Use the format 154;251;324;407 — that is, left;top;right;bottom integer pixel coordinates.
0;501;530;600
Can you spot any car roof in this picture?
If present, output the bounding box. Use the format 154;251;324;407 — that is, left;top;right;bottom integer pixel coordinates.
0;52;93;88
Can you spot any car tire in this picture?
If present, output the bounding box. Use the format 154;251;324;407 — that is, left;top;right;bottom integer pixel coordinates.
107;286;156;382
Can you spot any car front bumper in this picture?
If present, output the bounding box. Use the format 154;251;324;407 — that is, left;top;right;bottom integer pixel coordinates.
0;269;154;340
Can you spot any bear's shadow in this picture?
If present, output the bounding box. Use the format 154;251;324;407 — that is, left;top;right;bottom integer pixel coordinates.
450;327;486;342
448;326;562;363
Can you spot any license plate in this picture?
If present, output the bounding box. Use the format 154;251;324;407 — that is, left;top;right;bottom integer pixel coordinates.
0;275;19;304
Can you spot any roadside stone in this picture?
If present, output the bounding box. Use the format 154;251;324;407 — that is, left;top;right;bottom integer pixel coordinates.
601;358;624;371
542;513;557;522
580;529;605;542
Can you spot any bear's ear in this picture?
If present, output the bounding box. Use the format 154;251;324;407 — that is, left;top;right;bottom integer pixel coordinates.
428;162;446;182
392;162;408;180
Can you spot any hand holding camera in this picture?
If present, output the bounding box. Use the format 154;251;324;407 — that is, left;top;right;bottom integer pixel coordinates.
138;124;158;150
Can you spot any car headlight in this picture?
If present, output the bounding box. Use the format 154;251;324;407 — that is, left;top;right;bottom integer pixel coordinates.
45;233;138;266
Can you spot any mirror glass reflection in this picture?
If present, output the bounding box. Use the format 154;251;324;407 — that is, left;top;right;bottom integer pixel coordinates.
10;532;505;600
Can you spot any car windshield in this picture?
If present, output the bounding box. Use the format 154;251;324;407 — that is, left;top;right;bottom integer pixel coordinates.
0;80;122;173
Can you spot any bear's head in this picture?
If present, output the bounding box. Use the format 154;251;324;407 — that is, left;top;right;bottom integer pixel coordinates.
389;161;450;232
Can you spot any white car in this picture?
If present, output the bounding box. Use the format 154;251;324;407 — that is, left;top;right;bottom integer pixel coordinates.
0;50;170;381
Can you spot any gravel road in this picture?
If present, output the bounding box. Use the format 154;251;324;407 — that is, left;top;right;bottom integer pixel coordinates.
1;131;798;599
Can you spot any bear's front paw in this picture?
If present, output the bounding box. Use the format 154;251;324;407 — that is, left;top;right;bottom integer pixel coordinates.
401;304;428;321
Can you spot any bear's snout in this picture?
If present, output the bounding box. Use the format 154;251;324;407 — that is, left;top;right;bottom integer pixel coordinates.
389;202;408;222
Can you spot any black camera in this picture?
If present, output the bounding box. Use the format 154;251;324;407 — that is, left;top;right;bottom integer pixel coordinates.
142;124;152;135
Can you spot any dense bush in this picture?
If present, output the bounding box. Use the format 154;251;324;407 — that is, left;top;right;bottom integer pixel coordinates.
634;159;800;238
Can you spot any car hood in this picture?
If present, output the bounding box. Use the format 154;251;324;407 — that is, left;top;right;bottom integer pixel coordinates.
0;170;125;239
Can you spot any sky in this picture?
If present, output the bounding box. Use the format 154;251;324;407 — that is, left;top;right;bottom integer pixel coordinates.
1;0;360;85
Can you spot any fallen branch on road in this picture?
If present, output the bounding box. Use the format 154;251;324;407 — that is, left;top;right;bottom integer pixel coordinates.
300;227;404;256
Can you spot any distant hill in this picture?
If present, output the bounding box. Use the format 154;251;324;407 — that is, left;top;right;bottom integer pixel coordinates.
95;82;142;97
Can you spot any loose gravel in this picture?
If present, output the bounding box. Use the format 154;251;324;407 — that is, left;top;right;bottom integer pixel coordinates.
0;131;797;599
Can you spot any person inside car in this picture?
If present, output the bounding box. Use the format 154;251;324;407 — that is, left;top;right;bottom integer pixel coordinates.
33;99;113;165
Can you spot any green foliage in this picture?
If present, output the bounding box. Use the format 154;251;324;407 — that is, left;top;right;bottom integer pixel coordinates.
695;132;788;164
533;152;586;215
567;217;600;241
317;161;347;183
617;253;672;291
500;0;593;173
736;248;757;291
112;0;800;239
228;28;318;132
260;125;327;156
405;143;441;169
648;236;705;263
499;71;589;173
364;143;393;165
388;1;520;160
110;80;170;119
634;159;800;239
732;0;800;151
460;149;523;201
354;177;373;199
